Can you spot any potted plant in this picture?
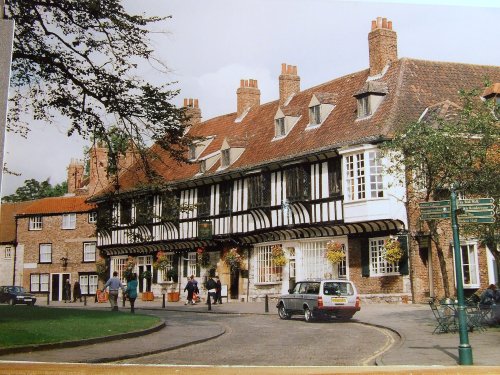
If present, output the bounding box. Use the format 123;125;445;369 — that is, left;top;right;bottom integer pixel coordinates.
223;248;243;272
325;241;346;265
384;238;403;263
140;270;154;301
271;245;287;267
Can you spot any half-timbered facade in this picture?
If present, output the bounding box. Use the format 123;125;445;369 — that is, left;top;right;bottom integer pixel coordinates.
92;17;500;303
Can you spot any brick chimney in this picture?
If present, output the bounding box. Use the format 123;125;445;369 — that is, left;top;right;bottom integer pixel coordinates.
183;98;202;126
237;79;260;117
67;158;84;195
279;63;300;106
368;17;397;76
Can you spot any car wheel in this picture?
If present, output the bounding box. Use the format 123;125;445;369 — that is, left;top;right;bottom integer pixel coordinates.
278;304;291;320
304;307;314;322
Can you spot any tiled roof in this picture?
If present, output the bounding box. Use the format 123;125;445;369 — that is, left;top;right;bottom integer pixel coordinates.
0;201;32;243
109;58;500;194
16;196;96;216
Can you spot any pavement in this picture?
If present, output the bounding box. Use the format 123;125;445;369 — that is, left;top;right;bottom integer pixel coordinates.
0;297;499;368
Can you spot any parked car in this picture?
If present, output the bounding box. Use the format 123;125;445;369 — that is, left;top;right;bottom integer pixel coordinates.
276;279;360;322
0;286;37;306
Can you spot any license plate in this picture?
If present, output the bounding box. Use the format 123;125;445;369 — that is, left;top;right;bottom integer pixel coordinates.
332;297;347;304
24;299;32;302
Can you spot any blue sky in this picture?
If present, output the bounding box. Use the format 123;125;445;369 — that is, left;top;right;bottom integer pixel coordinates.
2;0;499;196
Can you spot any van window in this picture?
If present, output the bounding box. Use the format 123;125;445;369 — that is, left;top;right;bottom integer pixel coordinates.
306;282;320;294
323;282;353;296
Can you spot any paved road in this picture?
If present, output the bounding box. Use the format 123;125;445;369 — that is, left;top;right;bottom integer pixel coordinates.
115;311;395;366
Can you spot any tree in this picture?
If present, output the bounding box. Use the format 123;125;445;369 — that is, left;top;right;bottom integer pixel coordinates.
2;178;68;202
4;0;193;182
382;88;500;296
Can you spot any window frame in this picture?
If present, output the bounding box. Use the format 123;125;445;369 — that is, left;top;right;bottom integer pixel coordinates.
255;245;282;284
357;96;371;118
88;211;97;224
30;273;50;292
221;149;231;168
275;117;285;137
197;185;211;218
328;158;342;197
344;149;386;202
4;246;12;259
369;237;400;276
29;216;43;231
157;252;175;283
83;242;97;263
119;200;133;225
309;104;321;125
62;213;77;230
79;273;98;295
247;173;271;209
39;243;52;264
219;181;232;215
458;242;480;289
284;165;311;203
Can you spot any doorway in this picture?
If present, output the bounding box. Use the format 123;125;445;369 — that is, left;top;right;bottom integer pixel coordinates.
230;269;239;299
51;273;70;301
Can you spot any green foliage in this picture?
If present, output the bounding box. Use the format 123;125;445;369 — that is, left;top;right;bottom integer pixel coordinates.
5;0;194;180
0;305;160;349
2;178;67;202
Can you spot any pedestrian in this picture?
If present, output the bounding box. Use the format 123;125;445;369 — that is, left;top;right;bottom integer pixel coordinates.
184;276;194;305
101;271;125;311
63;279;71;303
215;275;222;304
191;275;200;303
126;273;138;314
206;275;217;304
72;280;82;302
480;284;498;307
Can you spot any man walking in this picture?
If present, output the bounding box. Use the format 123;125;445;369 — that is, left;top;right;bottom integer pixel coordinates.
206;276;217;305
102;271;125;311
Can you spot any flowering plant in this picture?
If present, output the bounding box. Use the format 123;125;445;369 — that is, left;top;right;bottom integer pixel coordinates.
197;247;211;267
325;241;345;264
384;238;403;263
271;245;287;267
123;256;136;281
223;248;243;271
153;251;169;271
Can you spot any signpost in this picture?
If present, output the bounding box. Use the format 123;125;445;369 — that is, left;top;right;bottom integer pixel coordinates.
418;195;496;365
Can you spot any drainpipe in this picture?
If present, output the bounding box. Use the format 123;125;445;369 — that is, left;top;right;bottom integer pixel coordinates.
246;248;250;302
12;244;17;285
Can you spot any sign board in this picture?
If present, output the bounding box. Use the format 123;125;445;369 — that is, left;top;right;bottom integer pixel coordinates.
421;212;451;220
419;200;450;208
458;198;494;206
458;217;495;224
198;221;212;240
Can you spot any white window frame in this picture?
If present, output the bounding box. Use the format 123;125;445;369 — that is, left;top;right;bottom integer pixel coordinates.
39;244;52;263
368;151;384;198
309;104;321;125
255;245;282;284
4;246;12;259
29;216;43;230
300;240;333;280
62;213;77;229
30;273;49;292
88;211;97;223
275;117;285;137
188;252;197;277
80;274;98;295
457;241;480;289
221;149;230;168
369;237;400;276
157;253;175;282
357;96;371;118
111;256;129;281
83;242;96;262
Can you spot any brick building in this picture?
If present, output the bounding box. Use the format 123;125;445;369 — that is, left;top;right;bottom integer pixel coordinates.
88;17;499;303
15;196;99;301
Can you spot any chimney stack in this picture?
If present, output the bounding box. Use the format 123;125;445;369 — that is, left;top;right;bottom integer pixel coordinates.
236;79;260;117
279;63;300;106
183;98;202;130
368;17;397;76
67;158;84;195
87;144;109;196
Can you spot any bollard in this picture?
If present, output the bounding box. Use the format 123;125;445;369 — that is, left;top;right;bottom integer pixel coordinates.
47;293;50;305
162;294;165;308
84;295;87;306
265;294;269;313
208;293;212;311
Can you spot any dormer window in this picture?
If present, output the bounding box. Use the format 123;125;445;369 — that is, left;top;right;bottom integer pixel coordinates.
200;160;207;173
309;105;321;125
221;149;230;167
306;93;335;129
188;136;215;161
275;117;285;137
188;144;196;160
354;81;388;119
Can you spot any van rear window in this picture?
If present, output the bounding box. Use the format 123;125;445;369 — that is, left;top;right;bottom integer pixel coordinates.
323;282;353;296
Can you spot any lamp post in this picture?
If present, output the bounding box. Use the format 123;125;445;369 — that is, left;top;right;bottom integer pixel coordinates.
450;187;473;365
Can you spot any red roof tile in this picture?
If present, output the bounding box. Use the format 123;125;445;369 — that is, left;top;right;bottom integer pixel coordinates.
16;196;96;216
0;202;33;243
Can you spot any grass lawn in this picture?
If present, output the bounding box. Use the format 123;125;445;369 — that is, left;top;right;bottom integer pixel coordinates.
0;305;161;349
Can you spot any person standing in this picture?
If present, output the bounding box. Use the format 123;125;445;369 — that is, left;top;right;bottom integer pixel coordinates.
206;276;217;305
184;277;194;305
102;271;125;311
126;273;138;313
191;275;200;303
63;279;71;303
73;280;82;302
215;275;222;304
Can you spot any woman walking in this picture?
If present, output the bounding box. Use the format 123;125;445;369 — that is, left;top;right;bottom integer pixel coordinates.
126;273;138;313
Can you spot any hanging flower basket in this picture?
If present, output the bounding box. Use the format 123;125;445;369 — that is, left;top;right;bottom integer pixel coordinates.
197;248;211;267
271;245;287;267
153;251;169;271
384;238;403;263
123;256;136;281
223;248;243;271
325;241;345;265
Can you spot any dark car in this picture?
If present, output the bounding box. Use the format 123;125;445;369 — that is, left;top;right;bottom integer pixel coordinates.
0;286;37;305
276;279;360;322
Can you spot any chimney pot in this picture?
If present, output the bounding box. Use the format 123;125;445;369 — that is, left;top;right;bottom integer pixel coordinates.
281;63;286;74
237;78;260;117
382;18;388;29
184;98;188;107
368;17;397;76
279;62;300;106
194;99;199;108
388;21;392;30
371;20;376;31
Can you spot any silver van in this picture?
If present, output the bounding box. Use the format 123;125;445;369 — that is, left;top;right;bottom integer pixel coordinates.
276;279;360;322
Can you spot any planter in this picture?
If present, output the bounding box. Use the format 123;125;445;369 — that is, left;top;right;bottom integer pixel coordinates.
141;291;155;301
167;291;180;302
